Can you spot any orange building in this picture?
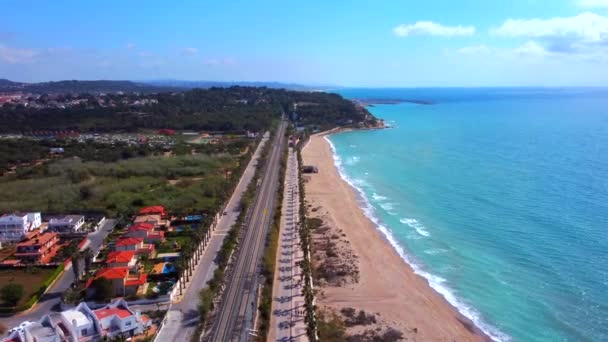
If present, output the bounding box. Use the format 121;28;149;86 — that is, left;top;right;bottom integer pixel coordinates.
14;232;60;264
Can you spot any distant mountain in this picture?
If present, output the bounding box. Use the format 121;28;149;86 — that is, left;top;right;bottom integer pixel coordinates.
0;79;182;94
0;79;340;94
141;79;339;91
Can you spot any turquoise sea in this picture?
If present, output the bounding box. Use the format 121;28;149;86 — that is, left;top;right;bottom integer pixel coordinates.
329;88;608;341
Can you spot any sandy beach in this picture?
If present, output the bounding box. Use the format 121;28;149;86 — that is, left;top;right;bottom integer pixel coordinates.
302;131;490;341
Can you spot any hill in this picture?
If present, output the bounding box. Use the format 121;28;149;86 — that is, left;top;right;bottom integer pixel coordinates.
0;86;376;133
0;79;181;94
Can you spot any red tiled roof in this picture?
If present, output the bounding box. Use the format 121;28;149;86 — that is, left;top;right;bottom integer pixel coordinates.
135;245;154;254
139;206;165;215
106;251;135;264
125;273;147;287
16;232;57;247
94;267;129;280
115;237;143;247
148;231;165;239
94;307;133;320
128;222;154;232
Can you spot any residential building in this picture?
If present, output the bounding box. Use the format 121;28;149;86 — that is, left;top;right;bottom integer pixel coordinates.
58;302;101;341
8;315;64;342
105;250;137;270
3;300;151;342
133;214;166;228
48;215;85;233
126;223;165;243
14;232;59;264
138;206;166;217
114;237;155;258
93;299;147;339
86;267;147;297
0;212;42;243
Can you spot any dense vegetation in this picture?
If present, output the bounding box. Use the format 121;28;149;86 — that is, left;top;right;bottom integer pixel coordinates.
0;138;159;172
0;147;249;216
0;87;373;133
0;79;178;94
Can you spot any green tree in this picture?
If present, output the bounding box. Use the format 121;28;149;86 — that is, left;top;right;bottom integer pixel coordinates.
198;288;215;320
71;251;82;282
0;283;24;306
82;248;94;275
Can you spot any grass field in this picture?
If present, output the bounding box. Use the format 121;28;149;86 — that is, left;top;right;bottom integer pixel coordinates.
0;268;56;309
0;152;246;216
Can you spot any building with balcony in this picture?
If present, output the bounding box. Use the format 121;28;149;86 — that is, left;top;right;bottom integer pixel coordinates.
14;232;59;264
0;212;42;243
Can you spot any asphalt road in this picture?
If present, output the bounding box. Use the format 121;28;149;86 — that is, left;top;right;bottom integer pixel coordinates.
209;120;287;341
1;219;116;330
155;132;271;342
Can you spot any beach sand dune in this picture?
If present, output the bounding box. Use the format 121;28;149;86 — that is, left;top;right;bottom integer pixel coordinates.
302;132;489;341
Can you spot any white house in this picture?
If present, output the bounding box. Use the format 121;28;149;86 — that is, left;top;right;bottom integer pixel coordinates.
93;299;147;339
48;215;85;233
5;299;150;342
0;212;42;243
59;302;102;341
22;315;64;342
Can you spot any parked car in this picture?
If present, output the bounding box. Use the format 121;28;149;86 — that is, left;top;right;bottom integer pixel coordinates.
8;321;34;334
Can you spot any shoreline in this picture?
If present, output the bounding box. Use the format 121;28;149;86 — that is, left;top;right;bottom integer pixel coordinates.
302;129;494;341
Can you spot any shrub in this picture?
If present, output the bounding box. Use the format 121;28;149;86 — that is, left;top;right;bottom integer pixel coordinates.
0;283;24;306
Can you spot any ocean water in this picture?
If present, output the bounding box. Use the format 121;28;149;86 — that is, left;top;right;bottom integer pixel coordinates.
329;88;608;342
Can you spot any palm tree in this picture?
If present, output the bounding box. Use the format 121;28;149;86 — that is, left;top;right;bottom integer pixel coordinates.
71;251;82;282
82;247;94;276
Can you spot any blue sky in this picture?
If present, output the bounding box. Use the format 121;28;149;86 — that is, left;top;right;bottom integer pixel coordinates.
1;0;608;86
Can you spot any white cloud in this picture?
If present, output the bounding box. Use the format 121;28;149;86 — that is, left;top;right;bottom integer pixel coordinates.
579;0;608;8
513;41;549;56
457;41;550;59
181;47;199;56
393;21;475;37
0;44;38;63
492;12;608;44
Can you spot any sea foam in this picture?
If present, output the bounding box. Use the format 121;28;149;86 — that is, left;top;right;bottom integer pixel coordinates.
400;217;431;237
324;135;510;342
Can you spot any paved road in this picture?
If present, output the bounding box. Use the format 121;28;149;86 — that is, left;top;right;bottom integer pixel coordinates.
268;148;308;342
1;219;116;330
209;120;287;341
155;132;270;342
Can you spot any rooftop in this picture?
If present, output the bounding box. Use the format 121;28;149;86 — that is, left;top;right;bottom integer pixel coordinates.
134;215;161;223
125;273;147;287
138;206;165;215
16;232;57;247
61;309;92;327
49;215;84;224
93;307;132;320
128;222;154;232
115;237;143;247
105;251;135;264
26;322;56;339
94;267;129;280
